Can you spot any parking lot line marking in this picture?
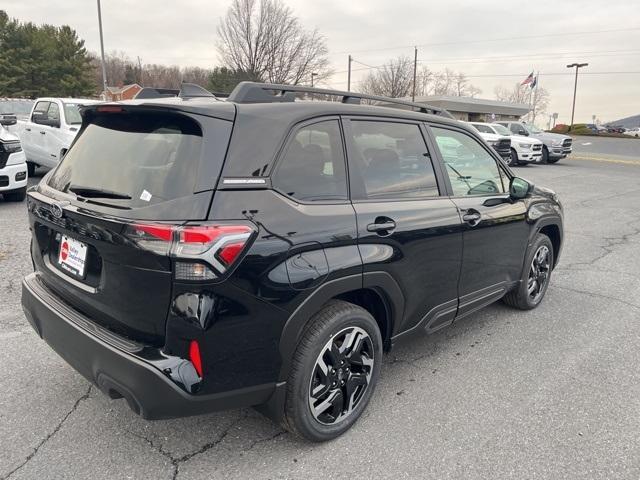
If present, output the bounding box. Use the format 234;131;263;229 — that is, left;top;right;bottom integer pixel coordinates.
571;155;640;166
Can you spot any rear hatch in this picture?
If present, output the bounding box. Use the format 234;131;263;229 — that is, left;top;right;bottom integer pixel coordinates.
28;104;234;345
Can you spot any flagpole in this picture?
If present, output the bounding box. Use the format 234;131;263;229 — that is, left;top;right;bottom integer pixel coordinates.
531;71;539;123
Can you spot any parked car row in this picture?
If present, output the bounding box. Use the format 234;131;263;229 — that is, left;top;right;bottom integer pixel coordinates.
466;120;572;165
1;97;100;178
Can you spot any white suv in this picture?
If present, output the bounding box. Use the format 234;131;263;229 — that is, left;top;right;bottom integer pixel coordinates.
470;122;543;166
0;115;28;202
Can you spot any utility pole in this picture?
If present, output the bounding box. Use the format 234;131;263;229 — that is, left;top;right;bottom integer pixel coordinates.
531;72;539;123
347;55;352;92
566;62;588;131
97;0;108;96
137;56;143;86
412;46;418;102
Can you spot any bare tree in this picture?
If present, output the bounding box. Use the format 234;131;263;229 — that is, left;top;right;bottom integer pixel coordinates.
412;66;481;97
359;56;413;98
217;0;330;85
495;82;549;121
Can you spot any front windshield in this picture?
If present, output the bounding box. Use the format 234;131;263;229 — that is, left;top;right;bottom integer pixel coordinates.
63;103;83;125
525;124;543;134
492;124;511;136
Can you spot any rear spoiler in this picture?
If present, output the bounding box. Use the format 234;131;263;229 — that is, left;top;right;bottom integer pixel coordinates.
133;83;230;100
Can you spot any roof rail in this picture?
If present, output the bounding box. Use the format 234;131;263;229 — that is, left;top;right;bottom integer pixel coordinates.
226;82;453;118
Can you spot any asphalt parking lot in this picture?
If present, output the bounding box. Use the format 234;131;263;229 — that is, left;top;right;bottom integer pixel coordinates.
1;148;640;479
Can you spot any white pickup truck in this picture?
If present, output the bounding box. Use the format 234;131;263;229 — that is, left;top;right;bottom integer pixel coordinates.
9;98;99;176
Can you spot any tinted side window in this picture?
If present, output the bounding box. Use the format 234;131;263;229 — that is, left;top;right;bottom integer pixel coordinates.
47;102;60;122
349;121;439;200
509;124;520;134
273;120;347;202
432;127;507;196
32;101;49;121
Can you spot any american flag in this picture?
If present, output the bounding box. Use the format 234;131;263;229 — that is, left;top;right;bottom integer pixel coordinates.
521;72;534;85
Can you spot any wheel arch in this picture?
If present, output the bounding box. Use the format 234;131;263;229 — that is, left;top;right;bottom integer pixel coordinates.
529;215;563;269
277;272;404;382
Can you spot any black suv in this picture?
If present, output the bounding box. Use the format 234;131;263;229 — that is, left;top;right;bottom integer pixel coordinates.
22;83;563;442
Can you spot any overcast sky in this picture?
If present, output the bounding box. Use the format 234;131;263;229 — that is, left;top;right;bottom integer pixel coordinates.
4;0;639;123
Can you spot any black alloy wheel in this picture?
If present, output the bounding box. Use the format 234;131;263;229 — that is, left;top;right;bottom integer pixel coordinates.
283;300;382;442
527;245;551;303
503;233;554;310
308;326;374;425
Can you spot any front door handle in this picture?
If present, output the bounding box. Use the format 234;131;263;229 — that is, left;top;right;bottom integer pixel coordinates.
367;217;396;235
462;210;482;226
40;131;46;135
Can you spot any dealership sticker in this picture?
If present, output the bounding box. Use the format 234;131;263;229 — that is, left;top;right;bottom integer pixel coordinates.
58;236;88;277
140;190;152;202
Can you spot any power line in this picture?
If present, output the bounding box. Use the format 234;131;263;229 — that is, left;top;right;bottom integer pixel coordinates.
329;27;640;56
325;70;640;87
330;49;640;76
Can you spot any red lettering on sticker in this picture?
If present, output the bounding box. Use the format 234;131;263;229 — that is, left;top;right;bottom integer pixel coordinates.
61;241;69;261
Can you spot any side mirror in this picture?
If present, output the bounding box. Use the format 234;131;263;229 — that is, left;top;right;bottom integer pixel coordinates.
518;129;529;136
510;177;533;200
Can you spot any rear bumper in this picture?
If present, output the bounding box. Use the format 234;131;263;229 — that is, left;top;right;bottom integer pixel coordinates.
21;272;276;419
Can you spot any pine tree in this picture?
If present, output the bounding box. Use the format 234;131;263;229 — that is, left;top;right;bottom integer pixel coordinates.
0;10;97;97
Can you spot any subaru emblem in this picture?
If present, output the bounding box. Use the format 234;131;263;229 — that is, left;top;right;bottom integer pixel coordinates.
51;202;67;219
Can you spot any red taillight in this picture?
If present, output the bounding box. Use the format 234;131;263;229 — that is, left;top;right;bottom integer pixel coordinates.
125;222;254;279
97;105;124;113
133;224;174;241
217;241;245;266
179;225;252;244
189;340;203;377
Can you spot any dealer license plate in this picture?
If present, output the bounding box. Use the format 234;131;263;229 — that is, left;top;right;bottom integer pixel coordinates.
58;235;88;278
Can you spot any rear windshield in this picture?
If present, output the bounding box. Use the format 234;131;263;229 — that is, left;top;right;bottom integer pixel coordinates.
48;111;203;209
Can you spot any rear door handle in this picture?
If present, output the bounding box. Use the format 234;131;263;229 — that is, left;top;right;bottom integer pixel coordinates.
25;127;31;132
40;131;46;135
367;218;396;235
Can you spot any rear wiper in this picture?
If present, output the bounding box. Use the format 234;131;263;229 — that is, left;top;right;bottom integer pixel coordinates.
68;185;132;200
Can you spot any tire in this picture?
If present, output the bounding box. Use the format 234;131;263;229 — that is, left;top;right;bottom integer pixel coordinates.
541;146;549;164
3;187;27;202
547;157;560;164
283;300;383;442
27;162;36;177
508;148;518;167
503;233;554;310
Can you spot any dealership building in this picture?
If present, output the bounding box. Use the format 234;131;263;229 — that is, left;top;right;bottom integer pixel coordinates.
385;95;531;122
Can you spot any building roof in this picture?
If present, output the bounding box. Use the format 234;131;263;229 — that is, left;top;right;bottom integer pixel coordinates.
406;95;531;116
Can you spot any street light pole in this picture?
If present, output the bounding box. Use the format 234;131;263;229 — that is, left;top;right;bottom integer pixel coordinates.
97;0;108;96
412;46;417;102
566;62;588;131
311;72;318;87
347;55;352;92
